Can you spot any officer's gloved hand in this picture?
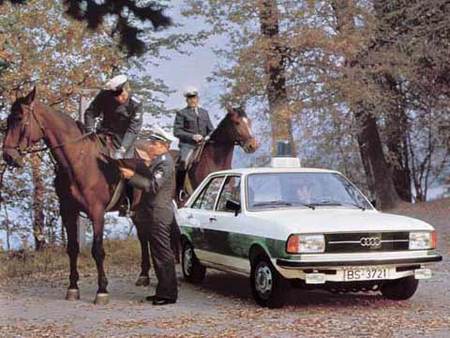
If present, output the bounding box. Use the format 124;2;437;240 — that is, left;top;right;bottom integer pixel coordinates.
192;134;203;143
112;147;126;160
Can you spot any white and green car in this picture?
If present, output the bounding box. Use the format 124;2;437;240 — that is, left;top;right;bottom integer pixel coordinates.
177;158;442;308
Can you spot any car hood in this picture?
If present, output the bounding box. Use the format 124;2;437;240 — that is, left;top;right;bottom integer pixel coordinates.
246;208;434;235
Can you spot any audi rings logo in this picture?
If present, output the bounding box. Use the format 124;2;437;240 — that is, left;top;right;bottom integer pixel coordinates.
360;237;382;248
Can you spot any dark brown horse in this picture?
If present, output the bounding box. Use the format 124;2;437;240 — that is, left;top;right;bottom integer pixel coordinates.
134;106;258;286
2;88;125;304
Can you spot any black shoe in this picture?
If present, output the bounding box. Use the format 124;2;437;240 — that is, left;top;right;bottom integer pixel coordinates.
152;296;176;306
145;295;156;302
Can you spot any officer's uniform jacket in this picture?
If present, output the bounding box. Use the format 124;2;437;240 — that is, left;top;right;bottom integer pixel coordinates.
173;106;213;147
128;153;175;221
84;90;143;151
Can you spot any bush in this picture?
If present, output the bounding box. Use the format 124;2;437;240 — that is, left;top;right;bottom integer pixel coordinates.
0;239;142;280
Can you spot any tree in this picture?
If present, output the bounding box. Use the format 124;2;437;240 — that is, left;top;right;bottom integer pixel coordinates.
257;0;295;155
331;0;401;209
0;0;172;56
0;0;193;249
184;0;449;207
370;0;450;201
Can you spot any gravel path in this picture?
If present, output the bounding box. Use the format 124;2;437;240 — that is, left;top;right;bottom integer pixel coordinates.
1;200;449;337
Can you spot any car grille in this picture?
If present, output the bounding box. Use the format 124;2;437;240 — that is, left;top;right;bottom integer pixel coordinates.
325;232;409;253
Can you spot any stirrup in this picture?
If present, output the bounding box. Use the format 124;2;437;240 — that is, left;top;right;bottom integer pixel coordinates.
178;190;187;202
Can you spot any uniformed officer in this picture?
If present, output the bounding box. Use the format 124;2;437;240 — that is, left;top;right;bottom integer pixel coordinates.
85;74;143;159
173;87;214;194
119;127;178;305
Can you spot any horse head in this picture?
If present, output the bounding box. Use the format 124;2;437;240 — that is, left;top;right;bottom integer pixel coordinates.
212;105;258;153
2;87;45;167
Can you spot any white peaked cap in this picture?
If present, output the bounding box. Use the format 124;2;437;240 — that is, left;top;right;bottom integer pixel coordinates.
151;126;175;143
105;74;128;91
183;86;199;97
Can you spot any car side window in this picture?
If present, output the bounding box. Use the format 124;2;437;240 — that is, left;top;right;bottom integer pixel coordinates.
216;176;241;212
191;176;224;210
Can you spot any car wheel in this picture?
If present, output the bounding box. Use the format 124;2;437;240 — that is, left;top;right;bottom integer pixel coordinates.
250;255;287;308
381;276;419;300
182;241;206;283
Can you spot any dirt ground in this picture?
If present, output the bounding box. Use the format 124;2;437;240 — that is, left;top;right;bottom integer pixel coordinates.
1;199;449;337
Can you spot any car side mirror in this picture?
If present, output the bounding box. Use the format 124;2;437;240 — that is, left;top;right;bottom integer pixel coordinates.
226;199;241;216
370;199;377;208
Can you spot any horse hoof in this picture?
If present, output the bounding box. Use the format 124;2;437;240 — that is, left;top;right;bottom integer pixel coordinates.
135;276;150;287
65;289;80;301
94;293;109;305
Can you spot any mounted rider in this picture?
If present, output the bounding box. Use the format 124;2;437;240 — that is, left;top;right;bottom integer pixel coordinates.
84;74;143;159
173;87;214;194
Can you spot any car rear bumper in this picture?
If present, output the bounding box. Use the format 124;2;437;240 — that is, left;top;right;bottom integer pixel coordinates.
274;250;442;282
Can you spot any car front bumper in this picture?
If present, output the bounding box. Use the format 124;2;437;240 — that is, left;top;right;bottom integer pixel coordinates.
274;250;442;283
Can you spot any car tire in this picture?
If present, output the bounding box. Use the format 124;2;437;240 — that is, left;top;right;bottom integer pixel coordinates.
250;255;287;308
380;276;419;300
181;241;206;283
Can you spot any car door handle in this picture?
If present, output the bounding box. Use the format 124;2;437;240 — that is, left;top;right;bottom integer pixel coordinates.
187;214;194;219
209;217;217;222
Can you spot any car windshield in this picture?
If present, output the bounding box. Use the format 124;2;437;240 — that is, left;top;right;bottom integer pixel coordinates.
246;172;372;210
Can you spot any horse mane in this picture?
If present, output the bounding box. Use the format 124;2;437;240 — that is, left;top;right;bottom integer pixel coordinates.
209;114;230;141
36;101;87;135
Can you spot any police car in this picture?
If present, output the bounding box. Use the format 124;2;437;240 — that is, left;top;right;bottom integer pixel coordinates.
177;158;442;308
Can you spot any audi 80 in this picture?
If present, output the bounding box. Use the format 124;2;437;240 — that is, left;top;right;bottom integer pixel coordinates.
177;158;442;308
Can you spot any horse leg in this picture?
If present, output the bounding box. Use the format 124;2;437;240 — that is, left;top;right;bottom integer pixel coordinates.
134;219;151;286
55;171;81;301
62;204;81;300
90;211;109;305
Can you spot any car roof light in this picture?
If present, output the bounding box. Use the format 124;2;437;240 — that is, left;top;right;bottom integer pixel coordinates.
270;157;302;168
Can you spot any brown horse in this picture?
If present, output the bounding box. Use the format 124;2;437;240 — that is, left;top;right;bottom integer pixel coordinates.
134;106;258;286
185;106;258;191
2;88;126;304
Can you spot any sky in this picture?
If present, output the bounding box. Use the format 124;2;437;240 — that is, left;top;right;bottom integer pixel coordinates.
143;0;222;114
136;0;267;165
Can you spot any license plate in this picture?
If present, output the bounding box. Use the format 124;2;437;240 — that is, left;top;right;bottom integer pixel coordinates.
343;267;389;281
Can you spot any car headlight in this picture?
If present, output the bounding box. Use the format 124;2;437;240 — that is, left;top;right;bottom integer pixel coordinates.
286;234;325;254
409;231;436;250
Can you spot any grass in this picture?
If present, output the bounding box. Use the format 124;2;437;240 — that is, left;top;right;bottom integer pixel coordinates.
0;239;142;281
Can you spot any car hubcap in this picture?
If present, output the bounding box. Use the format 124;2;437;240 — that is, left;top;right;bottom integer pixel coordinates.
183;247;193;275
255;263;273;299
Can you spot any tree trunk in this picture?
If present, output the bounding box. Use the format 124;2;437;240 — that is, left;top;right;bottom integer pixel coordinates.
257;0;296;156
354;108;400;209
31;154;46;251
332;0;400;209
384;95;412;202
373;2;412;203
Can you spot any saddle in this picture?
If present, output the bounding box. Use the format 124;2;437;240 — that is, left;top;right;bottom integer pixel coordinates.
174;141;208;201
97;134;156;215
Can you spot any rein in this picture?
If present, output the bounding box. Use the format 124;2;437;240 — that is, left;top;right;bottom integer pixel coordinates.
17;132;94;155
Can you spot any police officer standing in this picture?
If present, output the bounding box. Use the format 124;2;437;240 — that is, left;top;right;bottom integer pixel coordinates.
119;127;178;305
173;87;214;194
85;74;143;159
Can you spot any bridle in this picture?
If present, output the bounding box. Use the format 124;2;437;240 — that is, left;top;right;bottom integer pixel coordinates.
3;103;93;155
1;103;94;197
